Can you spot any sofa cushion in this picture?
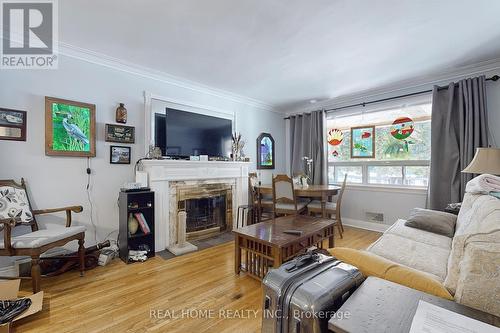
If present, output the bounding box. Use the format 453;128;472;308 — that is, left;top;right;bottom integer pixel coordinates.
0;226;86;249
444;193;500;294
404;208;456;238
386;219;452;250
368;233;450;281
329;247;453;300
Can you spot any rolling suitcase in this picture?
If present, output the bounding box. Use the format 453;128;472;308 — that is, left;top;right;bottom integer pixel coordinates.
262;251;364;333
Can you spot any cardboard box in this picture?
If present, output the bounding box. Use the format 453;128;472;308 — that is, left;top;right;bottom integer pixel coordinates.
0;280;43;333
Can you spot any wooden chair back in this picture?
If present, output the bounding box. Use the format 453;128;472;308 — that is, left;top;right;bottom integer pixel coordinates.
248;172;258;205
272;174;297;213
336;173;348;218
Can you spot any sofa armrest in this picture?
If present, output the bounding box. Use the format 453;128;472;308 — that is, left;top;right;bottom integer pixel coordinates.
454;240;500;317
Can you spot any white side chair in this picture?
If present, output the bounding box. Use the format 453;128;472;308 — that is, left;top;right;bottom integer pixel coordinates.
272;174;309;217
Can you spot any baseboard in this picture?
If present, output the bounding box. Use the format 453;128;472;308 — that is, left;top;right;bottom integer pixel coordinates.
342;218;391;233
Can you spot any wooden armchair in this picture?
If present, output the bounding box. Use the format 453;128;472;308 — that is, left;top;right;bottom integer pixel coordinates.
0;179;85;292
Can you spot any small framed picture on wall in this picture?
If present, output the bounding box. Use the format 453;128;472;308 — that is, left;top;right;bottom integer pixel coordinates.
110;146;131;164
0;108;27;141
257;132;275;169
105;124;135;144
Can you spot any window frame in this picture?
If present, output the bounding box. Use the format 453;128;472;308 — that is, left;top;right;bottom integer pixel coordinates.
329;160;429;188
326;94;432;190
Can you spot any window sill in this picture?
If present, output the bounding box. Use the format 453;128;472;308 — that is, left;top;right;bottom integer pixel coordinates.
331;183;428;195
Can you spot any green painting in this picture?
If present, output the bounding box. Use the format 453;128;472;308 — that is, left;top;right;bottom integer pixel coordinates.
45;97;95;157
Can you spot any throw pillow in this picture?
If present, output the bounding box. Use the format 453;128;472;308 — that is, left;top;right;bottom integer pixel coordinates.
0;186;34;229
404;208;456;238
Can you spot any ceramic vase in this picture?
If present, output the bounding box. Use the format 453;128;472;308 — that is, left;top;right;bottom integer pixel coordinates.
128;213;139;234
116;103;127;124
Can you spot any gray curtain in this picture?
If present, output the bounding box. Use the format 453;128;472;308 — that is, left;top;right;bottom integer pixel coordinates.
289;110;327;184
428;75;489;210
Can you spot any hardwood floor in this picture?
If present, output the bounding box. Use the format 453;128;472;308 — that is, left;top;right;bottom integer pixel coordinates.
14;226;381;333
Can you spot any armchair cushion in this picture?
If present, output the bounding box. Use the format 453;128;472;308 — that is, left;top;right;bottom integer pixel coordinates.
0;186;34;229
0;226;85;249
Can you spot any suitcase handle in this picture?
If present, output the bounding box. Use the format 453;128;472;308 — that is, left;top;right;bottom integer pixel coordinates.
285;253;319;272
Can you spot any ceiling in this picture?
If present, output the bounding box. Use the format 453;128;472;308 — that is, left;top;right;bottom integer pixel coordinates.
60;1;500;111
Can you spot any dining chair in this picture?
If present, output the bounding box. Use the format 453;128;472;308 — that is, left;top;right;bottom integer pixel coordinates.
248;172;273;222
307;174;347;238
272;174;309;217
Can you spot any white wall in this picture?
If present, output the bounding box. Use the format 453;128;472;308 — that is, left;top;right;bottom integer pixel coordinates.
0;55;285;249
286;69;500;231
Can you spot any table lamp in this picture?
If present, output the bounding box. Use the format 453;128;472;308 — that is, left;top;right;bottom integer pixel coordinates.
462;148;500;175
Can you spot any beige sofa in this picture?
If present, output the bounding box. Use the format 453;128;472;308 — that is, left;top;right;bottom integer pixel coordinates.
367;192;500;316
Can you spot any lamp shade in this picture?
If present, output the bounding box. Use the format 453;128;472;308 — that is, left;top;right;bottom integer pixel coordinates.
462;148;500;174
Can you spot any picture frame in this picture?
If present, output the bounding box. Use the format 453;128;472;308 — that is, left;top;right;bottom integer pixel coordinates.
350;125;375;158
105;124;135;144
45;97;96;157
110;145;131;164
257;132;275;169
0;108;27;141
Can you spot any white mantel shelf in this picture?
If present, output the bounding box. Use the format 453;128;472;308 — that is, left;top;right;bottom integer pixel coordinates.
141;160;251;182
139;159;251;251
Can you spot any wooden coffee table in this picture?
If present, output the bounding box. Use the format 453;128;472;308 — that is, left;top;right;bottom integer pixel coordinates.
233;215;335;281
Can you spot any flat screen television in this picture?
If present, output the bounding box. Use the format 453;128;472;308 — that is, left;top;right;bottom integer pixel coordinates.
155;108;232;158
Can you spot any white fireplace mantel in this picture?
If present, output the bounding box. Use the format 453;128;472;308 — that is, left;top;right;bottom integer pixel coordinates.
139;160;251;251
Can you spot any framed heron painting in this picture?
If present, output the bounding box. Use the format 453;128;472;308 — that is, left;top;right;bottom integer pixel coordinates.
45;97;96;157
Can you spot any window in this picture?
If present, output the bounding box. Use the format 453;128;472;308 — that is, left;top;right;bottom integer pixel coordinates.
327;97;431;188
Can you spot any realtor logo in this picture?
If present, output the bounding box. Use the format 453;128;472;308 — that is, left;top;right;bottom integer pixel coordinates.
1;0;58;69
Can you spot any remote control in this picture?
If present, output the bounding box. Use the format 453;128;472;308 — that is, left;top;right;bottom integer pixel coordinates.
283;229;303;236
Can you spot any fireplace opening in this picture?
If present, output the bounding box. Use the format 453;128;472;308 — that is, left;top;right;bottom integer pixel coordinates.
185;195;227;233
176;183;233;241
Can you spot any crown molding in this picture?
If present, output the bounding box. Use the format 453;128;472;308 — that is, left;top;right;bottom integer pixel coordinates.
57;42;277;113
284;57;500;115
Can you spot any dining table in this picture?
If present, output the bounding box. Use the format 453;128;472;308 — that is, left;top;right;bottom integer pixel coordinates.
255;184;341;218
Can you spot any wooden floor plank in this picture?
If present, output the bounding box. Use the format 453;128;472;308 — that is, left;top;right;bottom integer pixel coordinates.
14;226;381;332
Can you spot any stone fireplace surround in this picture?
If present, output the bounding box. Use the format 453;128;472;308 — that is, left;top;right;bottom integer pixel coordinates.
139;160;250;252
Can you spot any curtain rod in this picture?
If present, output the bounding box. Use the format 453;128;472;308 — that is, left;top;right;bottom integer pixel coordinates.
284;74;499;119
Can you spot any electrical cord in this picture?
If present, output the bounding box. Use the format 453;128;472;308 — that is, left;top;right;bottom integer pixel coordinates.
86;157;98;244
